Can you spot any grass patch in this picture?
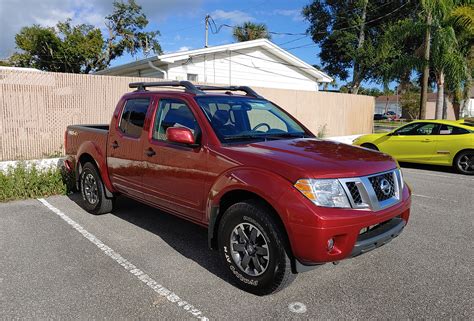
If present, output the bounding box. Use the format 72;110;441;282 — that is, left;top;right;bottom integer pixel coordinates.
0;162;75;202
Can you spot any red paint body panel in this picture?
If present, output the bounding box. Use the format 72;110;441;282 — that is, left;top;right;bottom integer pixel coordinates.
66;90;411;265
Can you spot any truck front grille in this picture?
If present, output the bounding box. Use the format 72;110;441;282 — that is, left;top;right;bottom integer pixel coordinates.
346;182;362;204
368;172;396;202
339;169;402;211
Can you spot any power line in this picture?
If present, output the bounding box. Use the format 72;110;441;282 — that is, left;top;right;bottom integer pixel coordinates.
283;1;411;51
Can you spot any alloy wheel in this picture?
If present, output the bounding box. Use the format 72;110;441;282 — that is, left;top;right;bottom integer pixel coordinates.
230;222;270;276
83;173;98;205
458;154;474;174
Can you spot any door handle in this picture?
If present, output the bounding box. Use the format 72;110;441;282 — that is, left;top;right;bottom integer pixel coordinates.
145;148;156;157
111;141;119;149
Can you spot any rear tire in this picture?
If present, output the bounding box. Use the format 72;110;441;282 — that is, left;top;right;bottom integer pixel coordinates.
454;150;474;175
218;200;295;295
361;143;379;151
79;162;114;214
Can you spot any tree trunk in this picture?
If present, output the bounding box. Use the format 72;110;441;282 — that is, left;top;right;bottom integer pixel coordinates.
435;71;444;119
350;0;368;95
461;75;472;117
442;93;448;119
419;12;432;120
399;71;411;94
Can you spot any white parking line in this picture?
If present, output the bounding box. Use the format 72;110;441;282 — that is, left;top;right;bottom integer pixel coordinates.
412;193;453;203
402;169;474;181
37;198;209;321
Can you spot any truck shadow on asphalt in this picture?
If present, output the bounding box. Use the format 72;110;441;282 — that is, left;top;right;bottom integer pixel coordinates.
67;193;233;285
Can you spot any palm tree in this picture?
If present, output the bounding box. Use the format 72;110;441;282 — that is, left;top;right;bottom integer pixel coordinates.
418;0;454;119
432;2;474;119
232;22;271;42
448;4;474;117
431;26;466;119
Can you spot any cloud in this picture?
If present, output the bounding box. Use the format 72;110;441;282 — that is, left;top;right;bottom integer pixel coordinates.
0;0;203;57
210;9;254;25
177;46;191;52
271;9;304;22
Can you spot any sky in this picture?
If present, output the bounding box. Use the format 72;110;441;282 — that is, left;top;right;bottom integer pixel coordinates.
0;0;336;84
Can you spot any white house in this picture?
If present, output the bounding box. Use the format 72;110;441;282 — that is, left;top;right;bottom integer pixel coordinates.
462;87;474;117
96;39;332;91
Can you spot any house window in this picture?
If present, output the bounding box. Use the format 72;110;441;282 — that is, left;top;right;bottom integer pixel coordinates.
187;73;198;82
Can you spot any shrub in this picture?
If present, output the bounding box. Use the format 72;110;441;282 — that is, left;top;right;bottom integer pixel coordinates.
0;162;75;202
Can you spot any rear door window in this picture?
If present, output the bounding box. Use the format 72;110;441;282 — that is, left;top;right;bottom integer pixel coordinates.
119;98;150;138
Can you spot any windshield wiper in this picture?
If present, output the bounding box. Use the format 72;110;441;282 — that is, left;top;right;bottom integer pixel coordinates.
223;134;266;141
264;133;307;140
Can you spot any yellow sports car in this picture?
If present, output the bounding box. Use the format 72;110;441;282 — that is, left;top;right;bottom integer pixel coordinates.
353;119;474;175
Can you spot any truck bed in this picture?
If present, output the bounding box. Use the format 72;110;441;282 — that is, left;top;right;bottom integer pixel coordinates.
65;124;109;157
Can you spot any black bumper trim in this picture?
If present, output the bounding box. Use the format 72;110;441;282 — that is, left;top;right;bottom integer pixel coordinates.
350;217;405;258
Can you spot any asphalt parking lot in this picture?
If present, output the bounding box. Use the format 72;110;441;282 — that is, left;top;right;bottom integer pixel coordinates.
1;165;473;319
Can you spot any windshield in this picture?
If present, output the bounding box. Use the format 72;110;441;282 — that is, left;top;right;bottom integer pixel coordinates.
194;96;311;142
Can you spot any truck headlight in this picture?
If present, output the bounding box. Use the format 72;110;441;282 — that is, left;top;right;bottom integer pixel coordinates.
294;179;351;208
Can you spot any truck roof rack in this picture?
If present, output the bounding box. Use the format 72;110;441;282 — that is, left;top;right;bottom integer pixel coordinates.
129;81;263;98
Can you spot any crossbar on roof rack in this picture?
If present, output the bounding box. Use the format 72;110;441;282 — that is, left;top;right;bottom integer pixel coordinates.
129;81;204;95
195;85;263;98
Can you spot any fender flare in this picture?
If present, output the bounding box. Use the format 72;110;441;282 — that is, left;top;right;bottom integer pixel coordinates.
76;141;116;195
206;167;293;249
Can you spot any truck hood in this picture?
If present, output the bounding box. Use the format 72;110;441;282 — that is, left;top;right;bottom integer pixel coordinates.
222;138;397;182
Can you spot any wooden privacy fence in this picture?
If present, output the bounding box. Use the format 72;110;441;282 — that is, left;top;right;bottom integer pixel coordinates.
0;69;374;161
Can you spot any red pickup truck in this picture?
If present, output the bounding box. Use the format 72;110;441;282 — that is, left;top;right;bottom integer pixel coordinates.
65;81;411;295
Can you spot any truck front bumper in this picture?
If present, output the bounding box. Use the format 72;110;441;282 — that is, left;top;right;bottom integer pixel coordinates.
280;184;411;272
349;216;405;258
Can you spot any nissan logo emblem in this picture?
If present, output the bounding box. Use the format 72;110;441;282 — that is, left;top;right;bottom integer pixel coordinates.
379;178;392;196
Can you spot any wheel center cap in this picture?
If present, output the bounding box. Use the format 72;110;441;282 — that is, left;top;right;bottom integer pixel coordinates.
246;244;255;255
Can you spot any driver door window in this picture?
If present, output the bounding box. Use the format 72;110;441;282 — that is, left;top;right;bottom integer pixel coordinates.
152;99;199;142
413;123;437;135
395;123;438;135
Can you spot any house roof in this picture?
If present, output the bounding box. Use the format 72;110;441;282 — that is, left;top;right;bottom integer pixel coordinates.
96;39;333;83
0;66;42;72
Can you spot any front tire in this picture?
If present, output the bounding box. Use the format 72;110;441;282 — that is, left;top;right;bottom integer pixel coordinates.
361;143;379;151
79;162;114;214
218;200;295;295
454;151;474;175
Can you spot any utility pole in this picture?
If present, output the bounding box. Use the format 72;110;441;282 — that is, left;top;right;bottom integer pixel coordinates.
205;14;210;48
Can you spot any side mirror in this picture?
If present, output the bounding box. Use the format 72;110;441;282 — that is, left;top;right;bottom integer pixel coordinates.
166;127;196;145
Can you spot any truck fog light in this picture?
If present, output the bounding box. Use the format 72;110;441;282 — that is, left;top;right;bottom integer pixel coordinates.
327;238;335;251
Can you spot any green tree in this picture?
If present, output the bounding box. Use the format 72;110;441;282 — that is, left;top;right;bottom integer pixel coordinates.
103;0;161;64
233;22;271;42
302;0;417;94
375;1;472;119
448;4;474;118
400;90;421;120
9;0;161;73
